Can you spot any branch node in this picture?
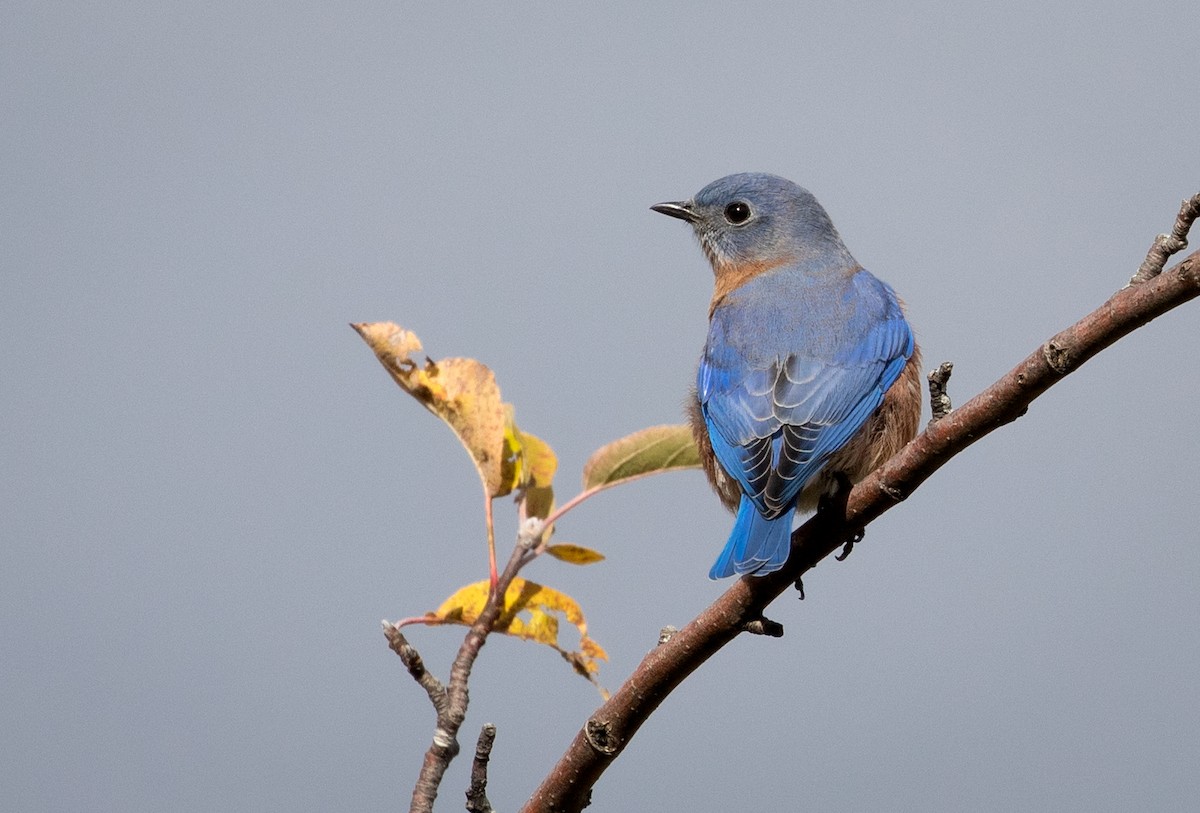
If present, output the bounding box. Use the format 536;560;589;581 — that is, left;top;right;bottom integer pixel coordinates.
657;625;678;646
583;718;619;755
927;362;954;424
879;481;906;502
794;576;805;600
433;726;460;757
1042;340;1071;374
518;517;545;550
464;724;497;813
741;616;785;637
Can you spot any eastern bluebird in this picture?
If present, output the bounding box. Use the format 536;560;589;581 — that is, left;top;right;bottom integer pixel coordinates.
652;173;922;579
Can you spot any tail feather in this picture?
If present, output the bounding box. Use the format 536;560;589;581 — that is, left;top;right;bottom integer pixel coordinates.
709;496;794;579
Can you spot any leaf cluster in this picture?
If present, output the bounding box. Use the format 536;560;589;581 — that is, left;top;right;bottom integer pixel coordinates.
354;322;700;689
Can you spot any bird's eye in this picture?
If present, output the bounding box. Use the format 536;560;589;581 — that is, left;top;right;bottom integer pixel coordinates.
724;201;752;224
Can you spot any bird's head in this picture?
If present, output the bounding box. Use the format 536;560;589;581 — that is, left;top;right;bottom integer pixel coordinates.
652;172;853;279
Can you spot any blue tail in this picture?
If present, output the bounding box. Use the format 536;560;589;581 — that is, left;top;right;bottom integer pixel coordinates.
709;496;795;579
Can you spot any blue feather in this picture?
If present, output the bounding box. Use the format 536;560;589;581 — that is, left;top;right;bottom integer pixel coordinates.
709;495;794;579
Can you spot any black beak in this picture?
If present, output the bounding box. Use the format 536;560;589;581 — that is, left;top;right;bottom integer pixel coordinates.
650;201;699;223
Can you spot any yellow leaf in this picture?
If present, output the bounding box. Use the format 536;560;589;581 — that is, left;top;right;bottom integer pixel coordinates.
546;544;606;565
580;637;608;661
353;322;562;509
484;425;553;527
510;427;557;521
499;406;524;498
518;431;557;487
582;424;701;491
352;322;513;498
429;577;608;690
526;607;560;645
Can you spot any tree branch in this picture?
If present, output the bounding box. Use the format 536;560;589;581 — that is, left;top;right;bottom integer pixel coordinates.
400;538;532;813
522;247;1200;813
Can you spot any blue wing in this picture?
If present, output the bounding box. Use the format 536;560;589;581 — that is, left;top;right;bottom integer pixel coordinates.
699;270;913;575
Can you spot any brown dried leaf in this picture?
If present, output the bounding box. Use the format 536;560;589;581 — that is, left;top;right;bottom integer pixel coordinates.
353;322;513;497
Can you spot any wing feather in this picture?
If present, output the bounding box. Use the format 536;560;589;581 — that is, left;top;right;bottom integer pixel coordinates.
698;270;914;518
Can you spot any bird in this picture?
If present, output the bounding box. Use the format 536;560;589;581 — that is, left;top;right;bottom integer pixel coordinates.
652;173;922;579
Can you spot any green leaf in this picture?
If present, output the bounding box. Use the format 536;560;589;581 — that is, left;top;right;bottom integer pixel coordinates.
582;424;701;490
524;484;556;521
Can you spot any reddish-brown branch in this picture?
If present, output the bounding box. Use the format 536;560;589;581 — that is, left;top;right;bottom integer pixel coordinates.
521;249;1200;813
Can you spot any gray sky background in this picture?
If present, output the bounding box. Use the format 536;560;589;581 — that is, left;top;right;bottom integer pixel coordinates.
4;3;1198;811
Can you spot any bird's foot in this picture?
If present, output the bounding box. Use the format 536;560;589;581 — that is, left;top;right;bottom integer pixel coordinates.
835;527;865;561
817;472;864;561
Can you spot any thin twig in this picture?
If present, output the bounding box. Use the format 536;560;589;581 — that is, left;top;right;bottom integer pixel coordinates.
927;362;954;425
1129;192;1200;284
542;469;685;530
383;623;449;717
465;724;497;813
522;248;1200;813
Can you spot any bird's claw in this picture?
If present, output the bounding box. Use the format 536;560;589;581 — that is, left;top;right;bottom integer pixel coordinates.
835;527;865;561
